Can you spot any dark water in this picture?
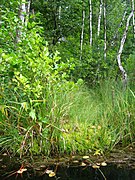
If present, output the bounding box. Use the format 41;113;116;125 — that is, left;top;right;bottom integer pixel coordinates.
1;152;135;180
1;164;135;180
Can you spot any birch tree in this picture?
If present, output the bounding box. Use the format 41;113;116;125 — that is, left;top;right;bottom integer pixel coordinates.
89;0;92;46
131;0;135;38
80;1;85;60
16;0;31;43
58;4;62;39
103;0;107;61
97;0;103;36
117;11;133;87
25;0;31;27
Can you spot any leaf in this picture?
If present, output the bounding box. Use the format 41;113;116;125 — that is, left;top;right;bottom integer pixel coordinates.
97;126;101;130
73;160;79;163
17;168;27;174
21;102;28;111
46;170;56;177
92;165;100;169
0;105;8;116
94;150;101;156
101;162;107;166
29;108;36;120
81;162;87;166
82;155;89;159
49;172;56;177
46;170;53;174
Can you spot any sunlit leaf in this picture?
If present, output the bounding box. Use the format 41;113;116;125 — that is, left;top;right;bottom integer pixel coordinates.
49;172;56;177
21;102;28;111
101;162;107;166
82;155;89;159
92;165;100;169
91;126;96;129
73;160;79;163
81;162;87;166
94;150;101;155
17;168;27;174
29;108;36;120
46;170;53;174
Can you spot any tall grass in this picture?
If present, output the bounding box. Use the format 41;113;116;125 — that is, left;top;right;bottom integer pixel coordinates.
59;80;135;154
0;80;134;157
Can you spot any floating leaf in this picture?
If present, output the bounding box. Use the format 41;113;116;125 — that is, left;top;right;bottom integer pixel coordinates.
82;156;89;159
17;168;27;174
92;165;100;169
81;162;87;166
49;172;56;177
46;170;53;174
73;160;79;163
101;162;107;166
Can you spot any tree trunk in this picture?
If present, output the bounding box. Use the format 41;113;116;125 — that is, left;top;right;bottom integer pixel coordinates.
19;0;26;24
117;11;133;87
58;3;63;43
131;0;135;39
58;4;62;37
16;0;31;43
25;0;31;27
97;0;103;36
89;0;92;46
80;1;85;61
103;0;107;61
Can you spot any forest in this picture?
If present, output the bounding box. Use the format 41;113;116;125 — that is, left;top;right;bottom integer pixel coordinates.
0;0;135;158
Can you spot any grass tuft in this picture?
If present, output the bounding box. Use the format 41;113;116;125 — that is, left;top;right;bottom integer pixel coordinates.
0;80;134;157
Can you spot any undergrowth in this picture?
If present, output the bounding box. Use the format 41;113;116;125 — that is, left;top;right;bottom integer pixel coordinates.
0;80;134;157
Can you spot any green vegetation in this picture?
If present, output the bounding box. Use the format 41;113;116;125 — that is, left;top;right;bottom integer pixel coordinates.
1;76;134;156
0;0;135;158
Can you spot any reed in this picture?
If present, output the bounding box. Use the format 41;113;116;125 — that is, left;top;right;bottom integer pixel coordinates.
0;80;134;157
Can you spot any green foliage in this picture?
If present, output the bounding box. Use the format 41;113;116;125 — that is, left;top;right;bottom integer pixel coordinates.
0;0;134;158
0;7;76;156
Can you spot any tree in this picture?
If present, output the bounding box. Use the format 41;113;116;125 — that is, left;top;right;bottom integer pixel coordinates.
89;0;92;46
131;0;135;38
97;0;103;37
117;11;133;87
80;0;86;60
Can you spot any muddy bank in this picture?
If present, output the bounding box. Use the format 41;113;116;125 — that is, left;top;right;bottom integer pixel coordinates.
0;148;135;180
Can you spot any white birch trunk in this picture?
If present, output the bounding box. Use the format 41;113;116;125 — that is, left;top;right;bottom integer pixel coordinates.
58;4;62;41
80;2;85;61
19;0;26;25
25;0;31;27
16;0;26;43
103;1;107;61
132;0;135;38
16;0;30;43
117;11;133;87
97;0;103;36
89;0;92;46
58;5;61;22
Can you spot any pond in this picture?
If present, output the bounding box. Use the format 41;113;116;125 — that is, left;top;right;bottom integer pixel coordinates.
1;148;135;180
